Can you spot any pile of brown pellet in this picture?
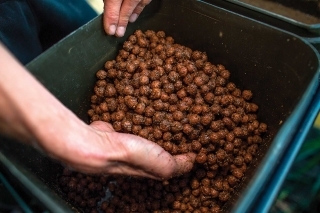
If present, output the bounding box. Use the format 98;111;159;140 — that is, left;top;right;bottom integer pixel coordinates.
58;30;267;213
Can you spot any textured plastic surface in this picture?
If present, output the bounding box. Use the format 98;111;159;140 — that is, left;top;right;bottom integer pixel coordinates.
0;0;319;212
225;0;320;35
205;0;320;39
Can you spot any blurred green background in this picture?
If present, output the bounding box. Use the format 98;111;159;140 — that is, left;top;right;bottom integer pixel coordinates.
270;115;320;213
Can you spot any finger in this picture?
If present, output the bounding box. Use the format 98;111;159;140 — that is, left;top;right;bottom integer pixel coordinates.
106;132;195;179
95;161;163;179
61;132;167;179
129;0;152;23
99;152;196;179
103;0;122;35
90;121;164;175
60;122;195;179
115;0;141;37
173;153;196;177
64;161;160;179
65;153;196;179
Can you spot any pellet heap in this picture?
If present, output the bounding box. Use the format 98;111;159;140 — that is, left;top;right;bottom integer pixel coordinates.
58;30;267;213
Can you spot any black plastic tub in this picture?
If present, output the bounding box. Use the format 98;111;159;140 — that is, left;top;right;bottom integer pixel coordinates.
226;0;320;35
206;0;320;50
0;0;319;212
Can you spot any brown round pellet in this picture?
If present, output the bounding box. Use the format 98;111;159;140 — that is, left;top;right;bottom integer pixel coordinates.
150;88;161;99
224;142;234;153
104;60;115;70
96;70;107;80
188;114;201;125
196;152;207;164
232;168;244;179
210;132;220;143
143;106;154;117
219;191;230;202
123;41;133;51
171;121;183;133
242;90;253;100
191;179;200;189
259;122;268;133
204;92;215;104
191;140;202;152
160;120;171;132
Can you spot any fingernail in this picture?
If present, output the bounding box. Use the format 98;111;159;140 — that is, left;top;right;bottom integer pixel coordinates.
108;25;116;35
116;26;126;37
129;13;138;23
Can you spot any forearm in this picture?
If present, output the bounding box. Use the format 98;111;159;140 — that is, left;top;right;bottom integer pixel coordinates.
0;44;88;157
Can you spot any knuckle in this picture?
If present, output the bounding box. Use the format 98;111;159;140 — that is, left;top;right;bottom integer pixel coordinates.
118;15;130;25
106;12;120;23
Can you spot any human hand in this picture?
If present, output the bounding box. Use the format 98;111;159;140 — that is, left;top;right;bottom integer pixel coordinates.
0;43;195;180
60;121;195;179
103;0;152;37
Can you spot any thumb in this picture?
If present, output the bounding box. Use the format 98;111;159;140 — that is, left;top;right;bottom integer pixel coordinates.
90;120;115;132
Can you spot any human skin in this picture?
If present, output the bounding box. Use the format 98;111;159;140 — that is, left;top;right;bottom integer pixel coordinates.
103;0;152;37
0;43;195;179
